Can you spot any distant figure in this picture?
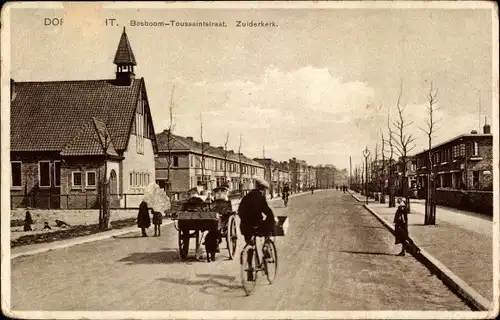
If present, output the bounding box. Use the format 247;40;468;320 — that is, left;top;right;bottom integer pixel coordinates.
43;222;52;230
311;185;315;194
152;211;163;237
55;219;70;228
137;201;151;237
336;185;339;191
393;198;409;256
24;211;33;231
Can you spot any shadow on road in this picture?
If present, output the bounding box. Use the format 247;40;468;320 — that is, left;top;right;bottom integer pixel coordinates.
158;274;245;298
113;235;144;239
118;249;184;265
340;250;396;257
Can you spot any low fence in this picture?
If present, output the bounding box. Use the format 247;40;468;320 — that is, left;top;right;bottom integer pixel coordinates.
10;193;146;210
434;188;493;215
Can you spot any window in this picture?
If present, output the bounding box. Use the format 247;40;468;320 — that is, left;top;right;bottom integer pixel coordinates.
86;171;96;188
173;156;179;167
54;161;61;187
130;173;133;186
11;161;22;188
72;171;82;187
459;144;465;157
472;141;479;156
39;161;51;187
472;171;480;189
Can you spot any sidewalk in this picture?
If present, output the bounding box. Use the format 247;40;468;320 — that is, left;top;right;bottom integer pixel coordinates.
10;190;314;259
349;190;494;309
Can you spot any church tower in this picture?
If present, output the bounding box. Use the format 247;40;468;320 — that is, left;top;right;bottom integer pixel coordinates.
113;27;137;86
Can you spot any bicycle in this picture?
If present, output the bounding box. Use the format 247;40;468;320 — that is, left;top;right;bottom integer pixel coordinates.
240;233;278;296
283;193;289;207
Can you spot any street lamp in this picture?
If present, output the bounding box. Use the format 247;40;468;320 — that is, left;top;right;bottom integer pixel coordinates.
363;147;371;205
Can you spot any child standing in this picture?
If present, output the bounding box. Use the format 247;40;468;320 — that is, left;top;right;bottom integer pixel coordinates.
152;210;163;237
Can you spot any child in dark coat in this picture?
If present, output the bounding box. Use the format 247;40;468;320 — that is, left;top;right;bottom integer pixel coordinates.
152;211;163;237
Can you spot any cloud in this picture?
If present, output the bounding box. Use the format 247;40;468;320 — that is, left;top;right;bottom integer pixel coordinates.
156;66;383;167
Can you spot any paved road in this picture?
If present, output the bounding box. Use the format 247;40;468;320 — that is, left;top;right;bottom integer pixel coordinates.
11;190;469;311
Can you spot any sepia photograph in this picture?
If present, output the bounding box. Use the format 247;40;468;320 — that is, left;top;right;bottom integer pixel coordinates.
1;1;498;319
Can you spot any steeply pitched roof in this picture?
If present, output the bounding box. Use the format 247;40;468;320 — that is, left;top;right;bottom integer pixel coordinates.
61;118;119;157
156;131;264;168
11;79;142;153
113;28;137;66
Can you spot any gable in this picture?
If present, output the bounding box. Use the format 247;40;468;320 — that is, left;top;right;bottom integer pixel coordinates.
126;79;158;154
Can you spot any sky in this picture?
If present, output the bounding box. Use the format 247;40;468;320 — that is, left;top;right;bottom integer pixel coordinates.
8;3;495;170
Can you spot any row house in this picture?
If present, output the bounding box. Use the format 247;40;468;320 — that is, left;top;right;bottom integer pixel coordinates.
10;28;158;209
289;157;308;192
307;166;317;189
392;156;417;195
315;164;337;188
414;125;493;191
155;131;265;198
253;158;291;197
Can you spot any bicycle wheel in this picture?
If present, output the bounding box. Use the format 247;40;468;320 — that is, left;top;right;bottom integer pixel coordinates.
263;239;278;284
240;244;258;296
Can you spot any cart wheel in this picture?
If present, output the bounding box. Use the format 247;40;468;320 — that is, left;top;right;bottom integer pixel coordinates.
226;215;238;260
178;229;189;260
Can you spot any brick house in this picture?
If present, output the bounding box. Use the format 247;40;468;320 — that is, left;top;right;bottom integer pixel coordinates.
392;156;417;196
10;28;158;209
253;158;291;197
414;125;493;191
289;157;308;192
155;130;265;199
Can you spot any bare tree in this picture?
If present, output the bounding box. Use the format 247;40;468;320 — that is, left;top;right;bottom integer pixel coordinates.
165;85;176;194
392;82;416;211
384;104;396;207
379;127;386;204
92;118;115;230
419;81;440;225
223;132;229;183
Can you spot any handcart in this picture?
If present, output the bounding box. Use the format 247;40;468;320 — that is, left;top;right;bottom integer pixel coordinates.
172;189;238;260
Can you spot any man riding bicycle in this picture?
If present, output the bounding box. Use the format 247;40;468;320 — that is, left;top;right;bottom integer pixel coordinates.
238;178;276;281
282;183;290;200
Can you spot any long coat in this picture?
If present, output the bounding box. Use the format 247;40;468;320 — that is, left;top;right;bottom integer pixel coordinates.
137;202;151;229
393;205;408;244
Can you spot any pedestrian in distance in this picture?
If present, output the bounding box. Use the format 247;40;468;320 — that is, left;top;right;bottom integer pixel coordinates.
152;210;163;237
137;201;151;237
393;198;409;256
23;210;33;231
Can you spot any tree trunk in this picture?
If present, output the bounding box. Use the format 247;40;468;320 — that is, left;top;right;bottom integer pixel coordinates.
425;175;437;225
388;175;396;207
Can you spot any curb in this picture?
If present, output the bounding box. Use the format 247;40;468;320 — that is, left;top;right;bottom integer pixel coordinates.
11;221;173;259
362;203;491;311
10;191;315;259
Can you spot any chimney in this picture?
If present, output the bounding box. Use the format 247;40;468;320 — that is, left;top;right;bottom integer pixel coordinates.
163;129;170;134
218;146;223;150
484;117;491;134
203;142;210;146
186;136;193;141
470;130;478;134
229;150;234;154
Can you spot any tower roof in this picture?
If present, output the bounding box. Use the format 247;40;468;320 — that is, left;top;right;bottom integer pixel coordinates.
113;27;137;66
